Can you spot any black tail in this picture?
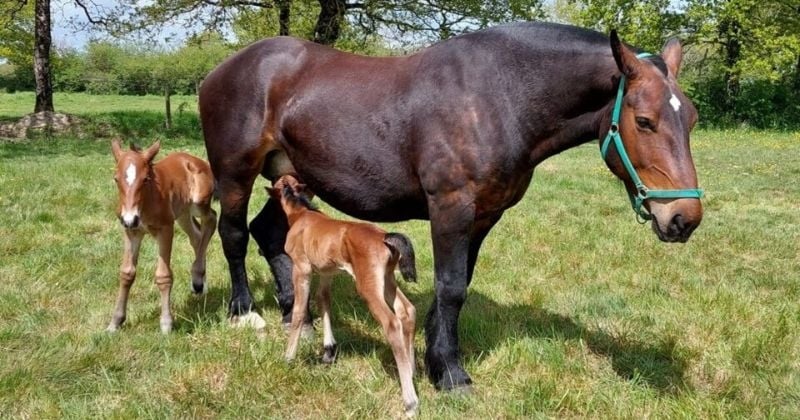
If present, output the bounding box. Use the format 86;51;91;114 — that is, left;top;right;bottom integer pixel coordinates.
384;232;417;282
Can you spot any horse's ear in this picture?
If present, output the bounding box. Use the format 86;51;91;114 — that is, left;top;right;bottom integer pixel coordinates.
661;37;682;78
111;138;123;162
143;140;161;162
265;186;280;199
610;30;642;79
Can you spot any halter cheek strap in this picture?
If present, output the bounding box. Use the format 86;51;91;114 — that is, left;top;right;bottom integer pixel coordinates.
600;52;703;221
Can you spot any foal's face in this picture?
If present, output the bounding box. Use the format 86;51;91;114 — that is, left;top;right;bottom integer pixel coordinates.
111;139;160;229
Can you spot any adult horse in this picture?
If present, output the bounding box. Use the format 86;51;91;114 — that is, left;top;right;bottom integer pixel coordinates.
199;22;703;390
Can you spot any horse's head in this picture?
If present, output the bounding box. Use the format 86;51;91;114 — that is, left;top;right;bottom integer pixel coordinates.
602;31;703;243
111;138;160;229
267;175;316;214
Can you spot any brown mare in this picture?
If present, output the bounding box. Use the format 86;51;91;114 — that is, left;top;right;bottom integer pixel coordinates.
108;139;217;333
199;22;704;390
270;175;419;415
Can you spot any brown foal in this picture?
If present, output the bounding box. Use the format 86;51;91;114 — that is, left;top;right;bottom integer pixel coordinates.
270;175;419;416
108;139;217;333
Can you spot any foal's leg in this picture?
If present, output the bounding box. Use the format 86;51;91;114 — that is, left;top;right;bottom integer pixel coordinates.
155;226;175;334
285;262;312;361
317;274;336;363
356;265;418;416
183;205;218;295
386;271;417;375
107;229;144;331
177;213;205;294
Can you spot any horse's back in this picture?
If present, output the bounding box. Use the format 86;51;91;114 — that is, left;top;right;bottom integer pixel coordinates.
156;152;215;206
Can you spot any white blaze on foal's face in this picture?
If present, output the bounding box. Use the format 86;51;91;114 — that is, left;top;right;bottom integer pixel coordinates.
125;163;137;186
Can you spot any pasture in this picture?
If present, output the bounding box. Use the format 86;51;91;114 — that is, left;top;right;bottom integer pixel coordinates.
1;93;798;417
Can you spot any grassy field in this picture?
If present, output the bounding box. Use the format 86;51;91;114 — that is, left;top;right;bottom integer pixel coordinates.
1;93;799;418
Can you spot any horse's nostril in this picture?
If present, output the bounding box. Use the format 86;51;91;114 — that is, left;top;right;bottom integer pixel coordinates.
671;213;685;231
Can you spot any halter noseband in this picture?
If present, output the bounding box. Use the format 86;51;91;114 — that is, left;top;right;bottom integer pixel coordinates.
600;52;703;221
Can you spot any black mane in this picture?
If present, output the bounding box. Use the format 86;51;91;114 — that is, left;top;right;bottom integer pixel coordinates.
282;184;319;212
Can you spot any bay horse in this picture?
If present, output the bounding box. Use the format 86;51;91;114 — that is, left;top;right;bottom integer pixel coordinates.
270;175;418;416
199;22;703;390
108;139;217;333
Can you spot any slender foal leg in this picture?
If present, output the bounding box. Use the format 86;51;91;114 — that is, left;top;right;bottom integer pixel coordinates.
155;226;175;334
177;213;205;294
192;206;217;294
357;266;418;416
386;271;417;375
108;229;144;331
317;274;337;363
285;262;312;361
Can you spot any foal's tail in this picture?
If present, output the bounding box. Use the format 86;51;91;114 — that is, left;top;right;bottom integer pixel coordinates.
384;233;417;283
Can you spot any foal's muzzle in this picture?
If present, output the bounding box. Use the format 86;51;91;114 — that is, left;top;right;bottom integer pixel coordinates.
119;214;141;229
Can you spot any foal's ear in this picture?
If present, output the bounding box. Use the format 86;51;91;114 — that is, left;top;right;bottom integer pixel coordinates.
661;37;683;78
111;138;123;162
143;140;161;162
610;30;642;79
265;186;280;199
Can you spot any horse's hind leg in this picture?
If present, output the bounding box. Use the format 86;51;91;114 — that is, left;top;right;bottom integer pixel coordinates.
317;274;336;363
356;265;418;416
155;226;175;334
108;229;144;331
250;197;299;324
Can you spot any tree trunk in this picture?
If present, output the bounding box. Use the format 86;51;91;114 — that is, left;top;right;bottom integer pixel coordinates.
719;17;741;115
164;84;172;130
34;0;54;113
278;0;291;36
314;0;346;45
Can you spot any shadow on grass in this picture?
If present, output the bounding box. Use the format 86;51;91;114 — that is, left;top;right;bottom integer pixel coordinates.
407;289;689;394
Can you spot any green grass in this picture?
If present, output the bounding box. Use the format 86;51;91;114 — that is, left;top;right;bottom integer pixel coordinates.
1;93;799;418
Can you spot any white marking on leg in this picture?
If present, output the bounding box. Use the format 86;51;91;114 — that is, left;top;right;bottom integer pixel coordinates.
669;94;681;112
125;163;137;186
230;311;266;330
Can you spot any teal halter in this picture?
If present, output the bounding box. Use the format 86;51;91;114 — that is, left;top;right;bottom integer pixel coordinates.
600;52;703;221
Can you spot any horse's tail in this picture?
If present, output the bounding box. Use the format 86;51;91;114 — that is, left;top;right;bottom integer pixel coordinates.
384;232;417;282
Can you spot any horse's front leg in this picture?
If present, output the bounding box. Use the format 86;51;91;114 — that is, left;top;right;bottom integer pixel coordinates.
107;229;144;331
424;195;475;391
155;226;175;334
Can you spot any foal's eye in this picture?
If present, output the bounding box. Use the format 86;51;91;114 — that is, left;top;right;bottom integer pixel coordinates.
635;116;655;131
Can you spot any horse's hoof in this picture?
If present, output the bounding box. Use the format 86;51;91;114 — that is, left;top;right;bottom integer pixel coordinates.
433;369;473;392
404;400;419;418
230;312;267;331
322;344;337;364
160;322;173;334
106;324;120;333
191;282;207;295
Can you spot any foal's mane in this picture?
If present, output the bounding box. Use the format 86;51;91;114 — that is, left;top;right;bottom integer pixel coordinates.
282;184;319;212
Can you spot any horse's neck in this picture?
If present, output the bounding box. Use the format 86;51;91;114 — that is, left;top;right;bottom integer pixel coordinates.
516;51;619;166
284;204;310;226
140;166;164;210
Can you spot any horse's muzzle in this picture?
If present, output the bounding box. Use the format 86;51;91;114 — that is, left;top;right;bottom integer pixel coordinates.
649;198;702;243
120;214;141;229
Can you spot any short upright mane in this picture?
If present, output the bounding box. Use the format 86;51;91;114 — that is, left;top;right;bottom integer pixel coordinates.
282;184;318;211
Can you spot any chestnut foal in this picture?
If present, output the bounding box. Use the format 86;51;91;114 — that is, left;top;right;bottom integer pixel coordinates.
270;175;419;416
108;139;217;333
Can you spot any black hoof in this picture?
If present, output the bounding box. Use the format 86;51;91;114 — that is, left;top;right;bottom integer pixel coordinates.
322;344;337;364
191;282;205;294
229;295;254;316
427;359;473;391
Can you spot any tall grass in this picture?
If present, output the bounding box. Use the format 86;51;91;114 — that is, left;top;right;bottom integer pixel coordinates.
0;93;798;417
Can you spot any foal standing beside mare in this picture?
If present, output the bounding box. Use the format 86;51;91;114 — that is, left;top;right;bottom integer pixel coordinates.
200;22;704;390
108;139;217;333
270;175;419;416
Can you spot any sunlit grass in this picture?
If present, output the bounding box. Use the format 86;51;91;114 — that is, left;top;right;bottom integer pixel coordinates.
0;94;798;417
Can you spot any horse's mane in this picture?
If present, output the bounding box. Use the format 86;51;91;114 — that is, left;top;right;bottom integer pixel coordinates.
282;184;319;212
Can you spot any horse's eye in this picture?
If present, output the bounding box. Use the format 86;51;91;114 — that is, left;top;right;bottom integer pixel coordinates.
635;116;655;131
